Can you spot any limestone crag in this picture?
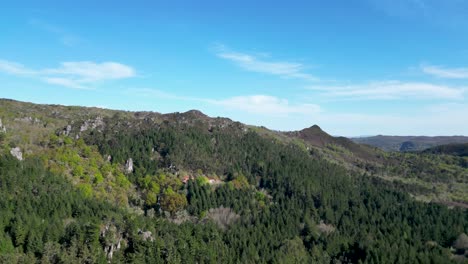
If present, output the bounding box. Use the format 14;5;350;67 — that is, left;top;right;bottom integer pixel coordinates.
10;147;23;161
125;158;133;173
0;118;6;132
80;116;105;132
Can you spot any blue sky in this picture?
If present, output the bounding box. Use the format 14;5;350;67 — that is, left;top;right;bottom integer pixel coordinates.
1;0;467;136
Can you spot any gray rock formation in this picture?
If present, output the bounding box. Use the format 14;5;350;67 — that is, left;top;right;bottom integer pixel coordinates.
125;158;133;173
100;223;124;261
14;116;41;124
80;121;89;132
63;125;72;136
138;230;154;242
80;116;105;132
10;147;23;161
0;118;6;132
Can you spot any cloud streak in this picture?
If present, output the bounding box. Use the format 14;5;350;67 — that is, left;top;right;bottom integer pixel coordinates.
421;64;468;79
212;95;321;116
130;88;320;116
309;81;465;100
0;59;136;89
216;47;318;81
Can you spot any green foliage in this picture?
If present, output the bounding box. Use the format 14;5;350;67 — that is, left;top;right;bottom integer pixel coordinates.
77;183;93;198
145;190;158;207
230;174;250;189
72;165;84;177
1;99;467;263
196;176;209;186
63;136;73;145
160;191;187;214
42;135;135;207
275;237;311;263
85;121;466;263
0;156;125;262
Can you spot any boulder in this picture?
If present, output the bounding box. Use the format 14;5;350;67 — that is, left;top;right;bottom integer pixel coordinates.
10;147;23;161
138;230;154;242
125;158;133;173
63;125;72;136
0;118;6;132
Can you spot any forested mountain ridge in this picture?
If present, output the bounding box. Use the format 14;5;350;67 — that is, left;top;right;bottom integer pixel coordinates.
0;98;467;263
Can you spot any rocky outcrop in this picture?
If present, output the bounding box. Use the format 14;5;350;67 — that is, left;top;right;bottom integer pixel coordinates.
317;221;335;235
0;118;6;132
62;125;72;136
10;147;23;161
80;116;105;132
138;229;154;242
100;223;125;261
125;158;133;173
14;116;41;124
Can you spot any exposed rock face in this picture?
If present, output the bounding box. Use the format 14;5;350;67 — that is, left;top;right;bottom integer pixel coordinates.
0;118;5;132
80;122;89;132
317;221;336;235
138;230;154;242
100;223;124;261
63;125;72;136
10;147;23;161
125;158;133;173
80;116;105;132
14;116;41;124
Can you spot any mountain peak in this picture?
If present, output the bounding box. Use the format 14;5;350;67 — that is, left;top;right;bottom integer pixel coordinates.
308;124;322;130
183;109;208;118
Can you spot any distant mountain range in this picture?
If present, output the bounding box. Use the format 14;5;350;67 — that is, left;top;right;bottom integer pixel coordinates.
351;135;468;152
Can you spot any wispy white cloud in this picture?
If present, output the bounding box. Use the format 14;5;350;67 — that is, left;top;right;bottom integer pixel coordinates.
0;59;136;89
44;61;135;82
216;46;318;81
42;77;88;90
129;88;320;116
0;60;35;75
212;95;321;116
308;81;465;100
421;64;468;79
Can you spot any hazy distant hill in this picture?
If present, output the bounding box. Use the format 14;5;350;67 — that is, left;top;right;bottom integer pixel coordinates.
351;135;468;152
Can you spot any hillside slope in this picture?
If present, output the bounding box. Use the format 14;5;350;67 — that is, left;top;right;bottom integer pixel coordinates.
285;125;381;161
423;143;468;157
0;98;467;263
